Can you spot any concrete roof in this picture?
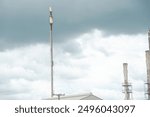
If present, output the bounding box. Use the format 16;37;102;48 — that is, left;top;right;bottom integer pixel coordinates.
45;92;102;100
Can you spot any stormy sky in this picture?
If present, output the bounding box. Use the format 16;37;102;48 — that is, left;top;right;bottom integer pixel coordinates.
0;0;150;99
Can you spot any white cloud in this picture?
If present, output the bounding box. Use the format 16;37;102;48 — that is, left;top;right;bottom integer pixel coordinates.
0;29;148;99
0;44;51;99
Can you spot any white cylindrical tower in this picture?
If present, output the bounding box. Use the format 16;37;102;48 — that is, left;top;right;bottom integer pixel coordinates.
145;51;150;99
123;63;128;84
145;30;150;100
122;63;132;100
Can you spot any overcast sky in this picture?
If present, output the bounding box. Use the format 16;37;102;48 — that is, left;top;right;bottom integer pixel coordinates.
0;0;150;99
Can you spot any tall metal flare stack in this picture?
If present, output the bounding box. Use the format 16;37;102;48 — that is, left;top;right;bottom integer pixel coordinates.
122;63;132;100
145;30;150;100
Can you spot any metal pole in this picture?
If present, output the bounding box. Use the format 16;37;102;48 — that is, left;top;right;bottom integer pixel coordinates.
49;7;54;97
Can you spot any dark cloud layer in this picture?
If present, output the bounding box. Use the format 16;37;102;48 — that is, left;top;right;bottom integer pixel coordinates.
0;0;150;50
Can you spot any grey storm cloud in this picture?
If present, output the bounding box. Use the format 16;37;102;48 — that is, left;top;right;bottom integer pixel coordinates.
1;0;150;100
0;0;150;50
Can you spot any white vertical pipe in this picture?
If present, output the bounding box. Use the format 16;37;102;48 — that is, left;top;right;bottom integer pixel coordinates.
123;63;128;84
145;30;150;100
146;50;150;99
123;63;130;100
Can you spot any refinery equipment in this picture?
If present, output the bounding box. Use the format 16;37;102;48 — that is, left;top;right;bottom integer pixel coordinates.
122;63;132;100
145;30;150;100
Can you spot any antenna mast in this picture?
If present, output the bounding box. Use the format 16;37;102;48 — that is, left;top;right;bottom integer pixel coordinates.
48;7;65;99
49;7;54;97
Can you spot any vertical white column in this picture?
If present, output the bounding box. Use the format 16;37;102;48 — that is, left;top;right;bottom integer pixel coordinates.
123;63;130;100
145;30;150;100
146;50;150;99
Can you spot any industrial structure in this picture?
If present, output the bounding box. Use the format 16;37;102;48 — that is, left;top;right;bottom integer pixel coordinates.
47;7;102;100
49;7;65;98
145;30;150;100
122;63;132;100
46;93;102;100
47;6;150;100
